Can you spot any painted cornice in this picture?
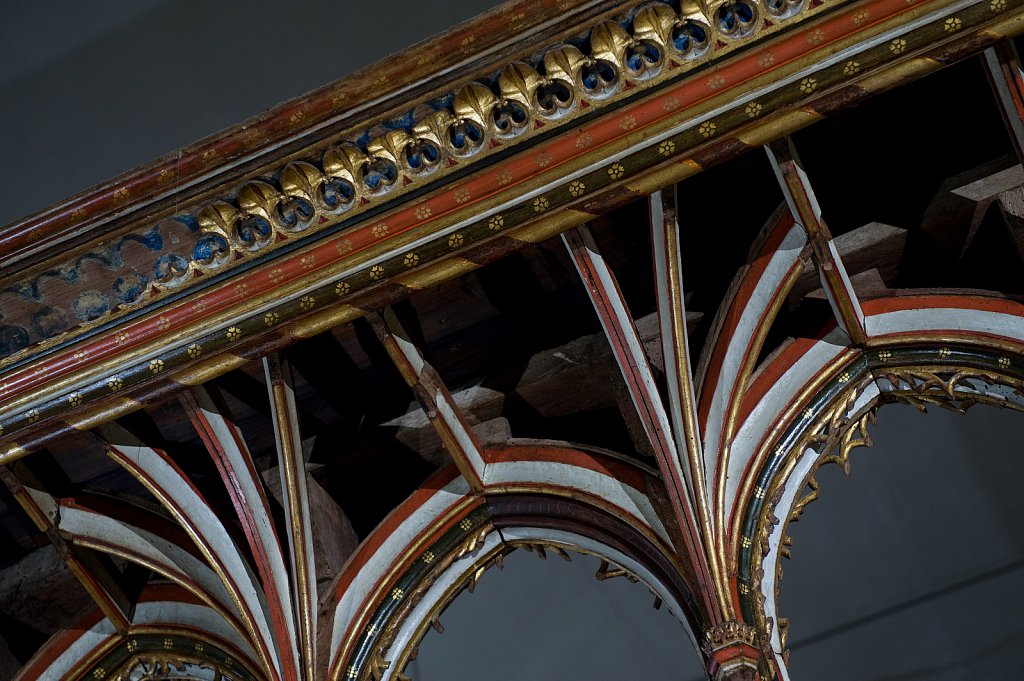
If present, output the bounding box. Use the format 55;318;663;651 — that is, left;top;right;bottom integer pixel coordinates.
1;0;1022;461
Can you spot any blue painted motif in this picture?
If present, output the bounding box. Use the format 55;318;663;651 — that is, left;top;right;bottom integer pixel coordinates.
193;233;230;263
112;272;149;304
363;159;398;190
321;178;356;209
0;325;30;358
72;291;111;321
277;197;316;228
236;217;272;248
154;253;190;281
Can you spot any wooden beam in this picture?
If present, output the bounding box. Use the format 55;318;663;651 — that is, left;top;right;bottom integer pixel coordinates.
790;222;906;304
650;189;724;622
984;41;1024;163
767;137;867;343
998;185;1024;262
263;354;318;681
180;384;302;680
563;223;718;619
370;308;486;491
0;465;134;634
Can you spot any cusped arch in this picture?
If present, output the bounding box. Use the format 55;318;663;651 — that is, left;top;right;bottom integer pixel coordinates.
728;295;1024;680
16;584;262;681
324;441;707;681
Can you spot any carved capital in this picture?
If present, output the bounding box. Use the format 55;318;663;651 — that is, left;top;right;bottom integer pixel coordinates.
703;621;764;681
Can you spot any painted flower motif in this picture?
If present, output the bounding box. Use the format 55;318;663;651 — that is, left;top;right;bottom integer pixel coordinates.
113;187;129;203
264;312;280;325
127;640;138;653
576;133;593;149
194;643;204;653
999;356;1011;367
496;169;513;186
620;114;638;130
607;163;626;180
799;77;817;94
93;668;106;679
459;517;474;530
992;0;1007;11
74;350;88;361
422;551;436;564
938;347;952;357
658;140;676;156
844;61;861;76
568;180;586;197
335;281;351;296
488;215;505;231
759;53;776;68
698;121;717;138
890;38;907;54
68;392;82;407
707;74;726;90
108;376;123;392
116;331;130;345
533;196;550;212
745;102;763;118
403;253;420;268
372;223;389;238
415;205;432;220
336;239;354;255
741;537;752;548
391;588;404;601
26;409;39;424
300;295;316;311
149;359;165;374
662;97;681;112
944;16;962;31
853;10;870;24
878;349;893;361
269;268;285;284
537;151;553;168
802;407;814;419
156;316;170;331
235;283;248;296
454;187;471;204
369;265;385;280
838;372;850;383
226;326;242;341
289;111;305;124
448;233;465;248
195;299;208;313
347;666;359;679
163;638;174;650
187;343;202;359
301;255;316;270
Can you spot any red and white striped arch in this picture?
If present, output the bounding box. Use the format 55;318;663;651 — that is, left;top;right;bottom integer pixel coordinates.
726;296;1024;680
325;442;697;681
15;585;259;681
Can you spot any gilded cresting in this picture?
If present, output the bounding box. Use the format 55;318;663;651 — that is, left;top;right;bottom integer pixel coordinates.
0;0;836;362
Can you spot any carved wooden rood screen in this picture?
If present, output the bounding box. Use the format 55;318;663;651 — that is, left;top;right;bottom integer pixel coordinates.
1;0;1023;678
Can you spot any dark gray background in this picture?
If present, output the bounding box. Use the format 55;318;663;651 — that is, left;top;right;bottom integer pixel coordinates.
3;4;1023;679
